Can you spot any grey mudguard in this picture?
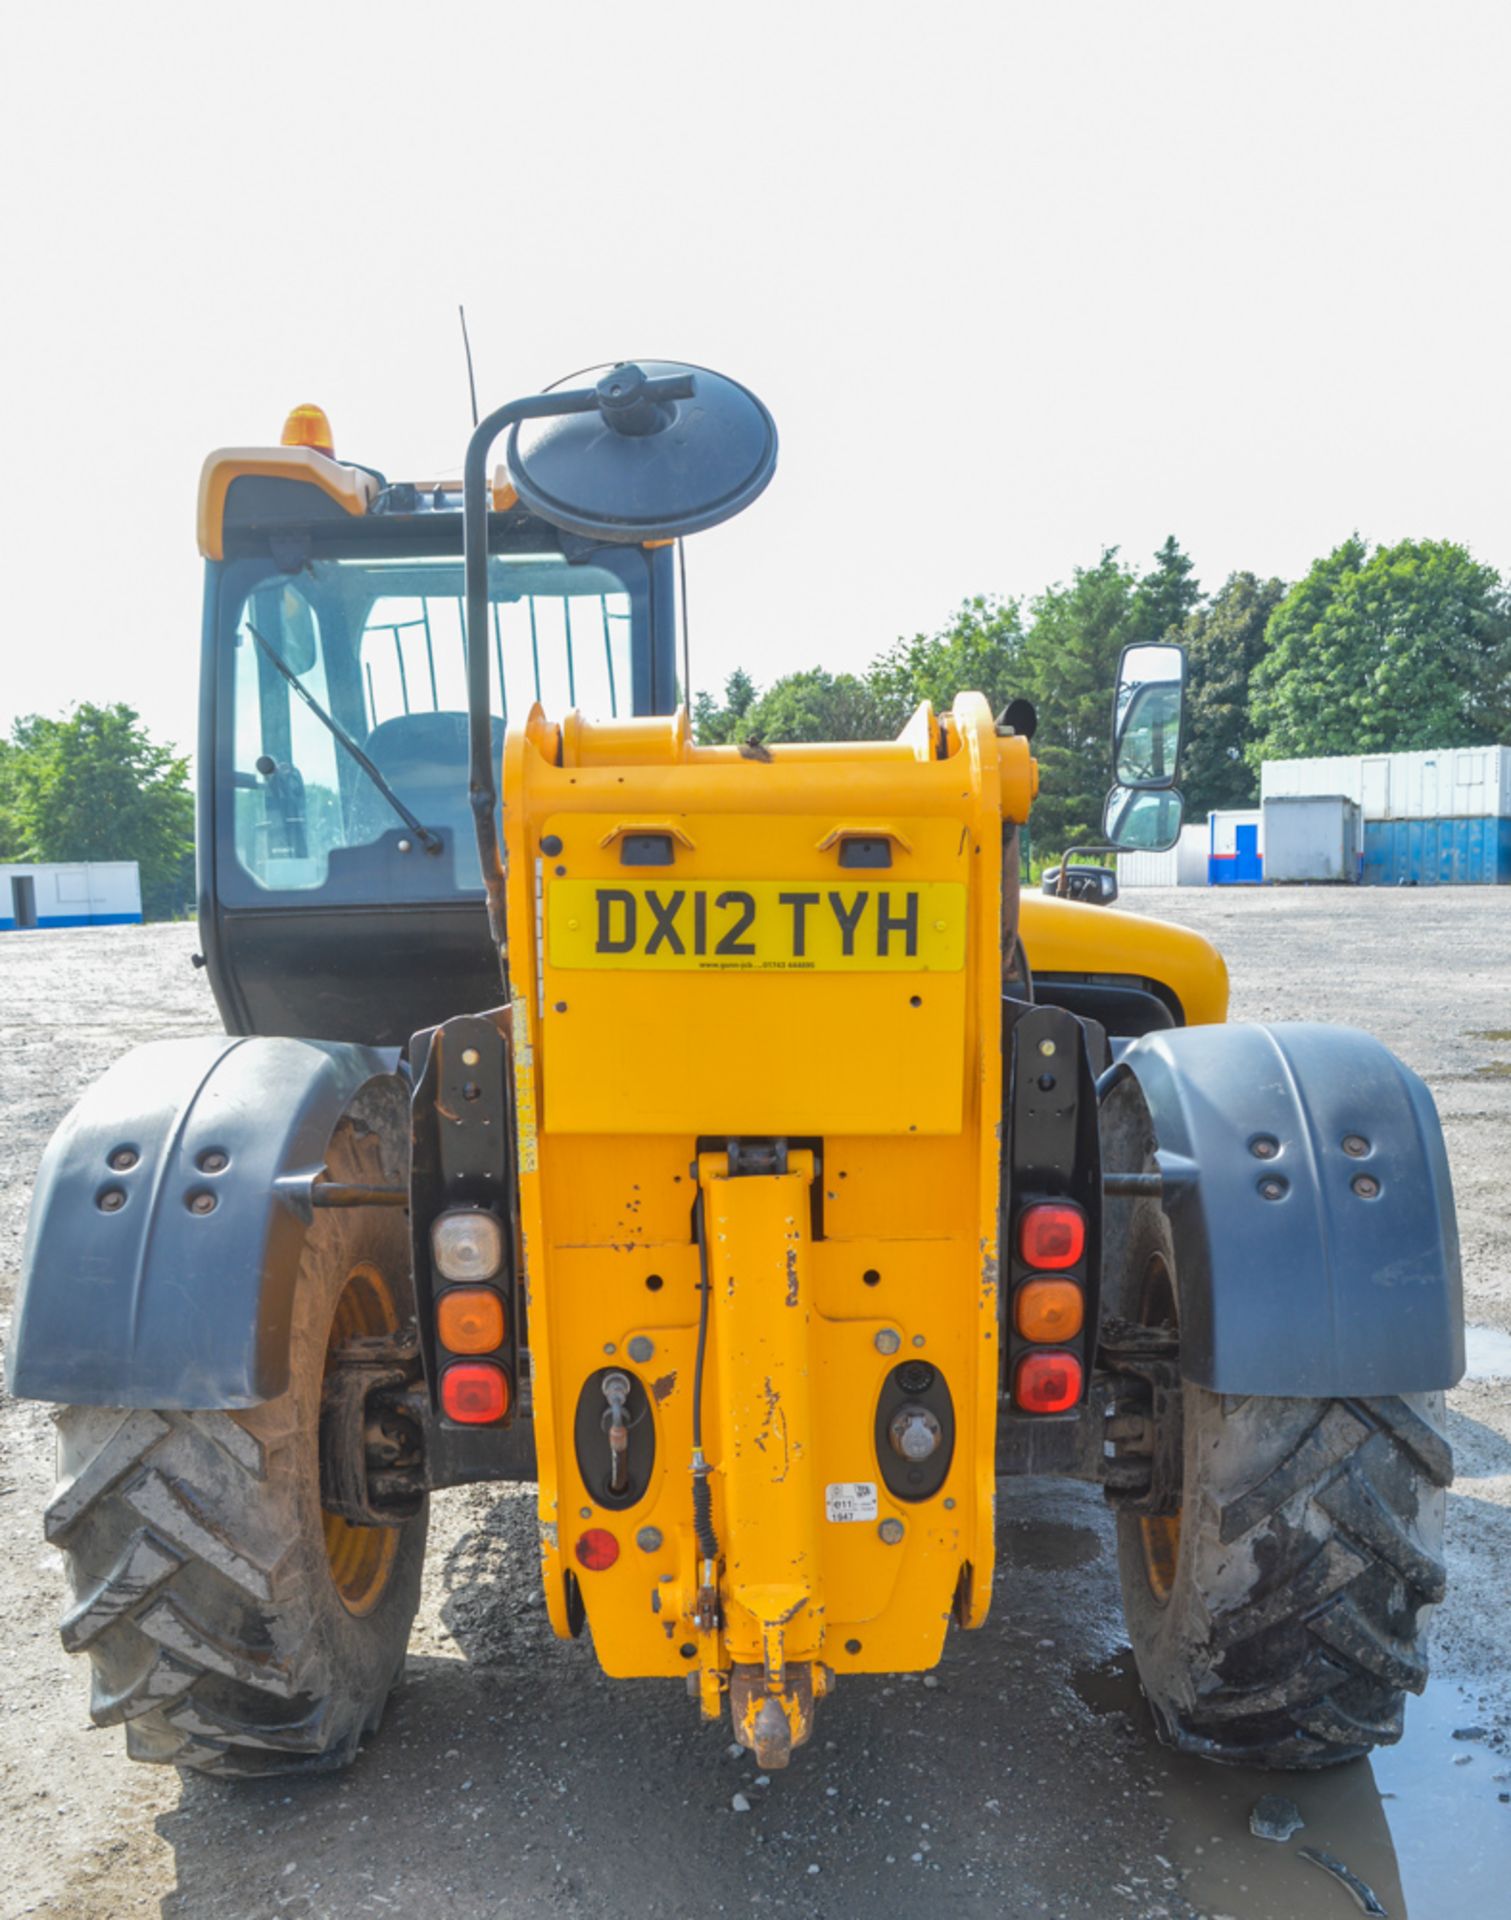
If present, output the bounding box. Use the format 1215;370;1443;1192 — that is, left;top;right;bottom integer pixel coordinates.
1124;1021;1464;1397
8;1036;405;1408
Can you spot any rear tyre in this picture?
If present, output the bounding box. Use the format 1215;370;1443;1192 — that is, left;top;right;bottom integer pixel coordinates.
46;1193;428;1777
1110;1201;1451;1769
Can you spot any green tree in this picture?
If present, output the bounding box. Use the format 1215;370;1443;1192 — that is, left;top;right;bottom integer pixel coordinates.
1130;535;1202;646
866;595;1027;733
691;668;758;744
747;669;886;743
1249;537;1511;764
1179;572;1287;814
5;703;195;919
1016;548;1142;857
0;736;21;861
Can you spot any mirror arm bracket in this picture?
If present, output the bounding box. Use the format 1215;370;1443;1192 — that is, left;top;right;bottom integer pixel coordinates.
460;375;697;986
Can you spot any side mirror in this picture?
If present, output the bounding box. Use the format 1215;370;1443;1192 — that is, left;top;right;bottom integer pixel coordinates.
1103;785;1185;852
276;586;320;676
1112;642;1186;789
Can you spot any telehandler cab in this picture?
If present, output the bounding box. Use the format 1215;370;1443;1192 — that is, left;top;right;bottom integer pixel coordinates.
10;363;1462;1776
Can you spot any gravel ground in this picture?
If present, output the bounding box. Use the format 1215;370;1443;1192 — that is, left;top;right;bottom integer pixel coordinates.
0;893;1508;1920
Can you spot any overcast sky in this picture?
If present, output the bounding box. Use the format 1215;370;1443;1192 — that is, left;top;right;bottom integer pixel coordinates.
3;1;1507;761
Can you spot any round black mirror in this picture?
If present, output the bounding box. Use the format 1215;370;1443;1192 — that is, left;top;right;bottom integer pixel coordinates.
506;360;778;544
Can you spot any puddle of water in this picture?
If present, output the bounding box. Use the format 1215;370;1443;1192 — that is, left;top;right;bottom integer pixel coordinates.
1001;1517;1102;1571
1074;1650;1511;1918
1462;1323;1511;1382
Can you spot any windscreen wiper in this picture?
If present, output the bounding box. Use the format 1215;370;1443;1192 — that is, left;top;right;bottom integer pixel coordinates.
244;622;441;854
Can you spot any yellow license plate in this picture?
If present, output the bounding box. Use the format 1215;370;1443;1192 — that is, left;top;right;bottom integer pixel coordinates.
547;879;967;972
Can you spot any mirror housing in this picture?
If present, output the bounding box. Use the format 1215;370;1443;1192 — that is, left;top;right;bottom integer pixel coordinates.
506;361;777;544
1112;642;1186;789
1103;785;1185;852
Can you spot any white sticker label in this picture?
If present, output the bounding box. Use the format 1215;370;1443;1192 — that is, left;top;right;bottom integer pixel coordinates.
825;1481;879;1523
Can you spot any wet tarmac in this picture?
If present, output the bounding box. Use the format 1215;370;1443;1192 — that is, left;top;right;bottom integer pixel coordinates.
1075;1648;1508;1919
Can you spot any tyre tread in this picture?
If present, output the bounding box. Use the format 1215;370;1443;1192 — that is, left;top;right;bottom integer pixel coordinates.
1126;1386;1448;1769
49;1194;426;1777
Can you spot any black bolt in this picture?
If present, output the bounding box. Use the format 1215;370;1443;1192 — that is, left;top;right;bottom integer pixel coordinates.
98;1188;127;1213
1037;1073;1056;1091
555;864;567;877
108;1147;138;1172
898;1361;936;1394
462;1081;481;1102
1352;1173;1381;1199
909;995;922;1008
645;1274;664;1292
1258;1177;1288;1202
678;1642;696;1660
845;1638;862;1655
554;1001;568;1013
1342;1134;1370;1158
188;1191;217;1215
1250;1135;1280;1160
862;1268;882;1287
541;833;564;856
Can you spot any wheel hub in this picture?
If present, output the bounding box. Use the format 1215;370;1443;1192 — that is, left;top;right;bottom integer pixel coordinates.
320;1266;421;1615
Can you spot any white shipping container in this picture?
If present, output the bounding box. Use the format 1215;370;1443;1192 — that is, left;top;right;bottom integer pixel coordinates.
1177;821;1209;885
1117;846;1177;887
1262;753;1362;807
1262;745;1511;821
1;861;143;929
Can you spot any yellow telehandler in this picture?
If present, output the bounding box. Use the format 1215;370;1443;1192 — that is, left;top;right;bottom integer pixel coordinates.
10;363;1461;1775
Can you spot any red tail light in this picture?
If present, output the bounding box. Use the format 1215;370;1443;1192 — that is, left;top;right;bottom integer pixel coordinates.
1013;1349;1084;1414
1017;1202;1086;1271
575;1528;620;1571
441;1361;510;1424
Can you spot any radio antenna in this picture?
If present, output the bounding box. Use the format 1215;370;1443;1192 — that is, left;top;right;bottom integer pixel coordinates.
458;305;480;428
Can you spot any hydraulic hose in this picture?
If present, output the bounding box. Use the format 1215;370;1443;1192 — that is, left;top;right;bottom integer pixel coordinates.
690;1190;720;1562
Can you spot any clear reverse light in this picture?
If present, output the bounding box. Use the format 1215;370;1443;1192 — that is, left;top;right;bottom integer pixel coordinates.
431;1209;505;1283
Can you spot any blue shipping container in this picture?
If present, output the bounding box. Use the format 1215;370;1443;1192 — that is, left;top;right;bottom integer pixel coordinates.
1362;817;1511;886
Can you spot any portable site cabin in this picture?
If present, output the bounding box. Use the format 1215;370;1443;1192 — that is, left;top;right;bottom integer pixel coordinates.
1261;795;1362;884
1208;809;1264;885
0;862;143;930
1261;746;1511;885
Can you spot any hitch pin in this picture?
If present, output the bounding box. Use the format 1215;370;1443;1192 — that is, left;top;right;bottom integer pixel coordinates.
602;1370;632;1496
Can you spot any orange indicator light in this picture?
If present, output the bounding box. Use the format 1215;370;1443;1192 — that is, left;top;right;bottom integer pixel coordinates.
437;1288;506;1354
1015;1278;1084;1343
